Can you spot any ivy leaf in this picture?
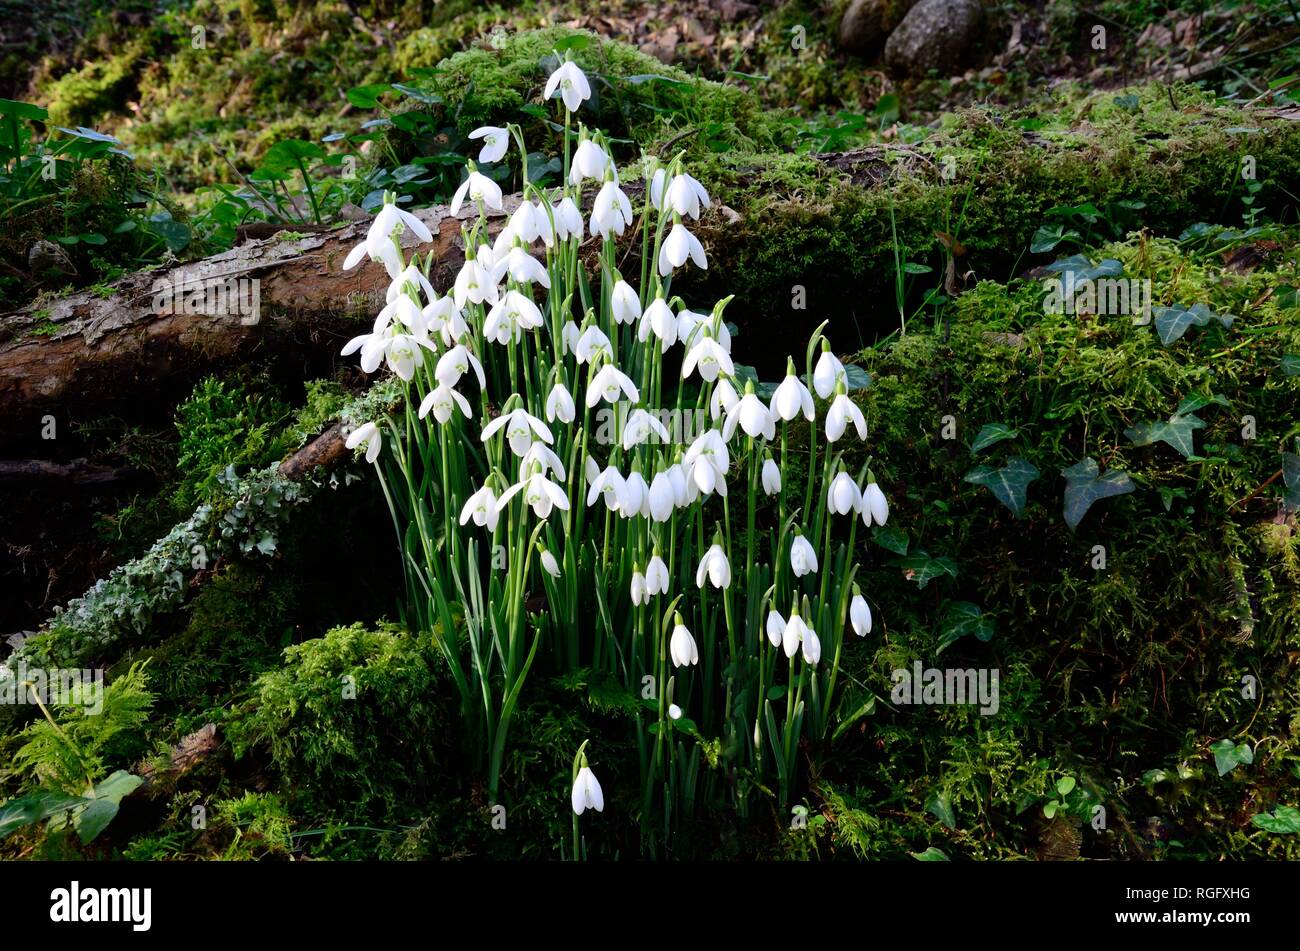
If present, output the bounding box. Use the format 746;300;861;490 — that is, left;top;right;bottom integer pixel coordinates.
890;550;958;589
1281;354;1300;377
926;793;956;830
1061;457;1135;531
345;83;393;108
842;364;872;391
910;846;950;861
1251;805;1300;834
970;422;1018;453
1124;412;1206;459
1043;254;1123;284
963;456;1039;517
872;523;909;555
75;799;119;844
1282;452;1300;508
937;601;995;652
1175;392;1230;415
1211;739;1254;777
1152;302;1233;345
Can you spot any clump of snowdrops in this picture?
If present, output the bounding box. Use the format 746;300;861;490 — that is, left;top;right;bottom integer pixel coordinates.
339;51;889;850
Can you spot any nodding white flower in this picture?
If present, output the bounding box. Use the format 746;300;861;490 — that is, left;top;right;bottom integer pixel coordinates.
683;429;729;497
771;366;815;422
825;391;868;443
585;455;601;485
569;138;609;185
658;221;708;276
468;125;509;164
375;292;424;337
376;329;433;381
418;383;472;423
492;245;551;287
766;609;786;648
664;171;711;220
590;180;634;238
436;304;471;347
521;441;566;480
710;378;739;421
623;409;671;450
862;482;889;526
827;471;863;515
586;464;626;512
481;406;553;457
620;469;649;519
452;255;499;309
587;363;640;407
421;293;457;334
723;389;776;442
790;533;818;577
813;347;845;399
390;263;436;309
611;280;641;325
645;555;669;596
648;471;675;522
547;58;592;113
344;200;434;273
676;307;729;351
496;468;570;519
631;569;648;605
345;421;383;464
574;324;612;364
459;483;500;532
850;592;872;637
571;765;604;815
682;336;734;383
668;703;682;720
762;457;782;495
802;627;822;666
783;611;808;659
562;320;582;357
639;296;678;352
670;618;700;667
541;548;562;578
342;316;434;381
508;200;554;247
666;462;690;506
695;543;731;589
552;196;584;241
449;169;504;216
435;344;487;391
545;381;576;424
484;289;545;344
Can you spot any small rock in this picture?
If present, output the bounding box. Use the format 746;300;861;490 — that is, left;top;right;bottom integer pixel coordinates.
27;240;76;279
838;0;919;54
884;0;984;78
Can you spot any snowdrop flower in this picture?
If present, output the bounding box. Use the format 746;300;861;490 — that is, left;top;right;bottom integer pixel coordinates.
590;179;633;238
449;168;504;215
481;406;552;457
771;359;815;422
345;421;383;464
546;58;592;113
631;568;648;606
825;387;868;443
353;327;429;381
435;304;471;347
418;383;472;424
540;548;561;578
645;554;669;596
620;468;649;519
862;481;890;526
421;293;457;336
569;136;609;185
647;471;675;522
611;279;641;325
676;306;728;351
571;765;604;815
765;610;786;648
682;335;734;383
710;377;739;421
827;471;862;516
683;429;729;497
521;442;566;480
668;704;682;720
658;220;707;276
390;263;436;309
452;254;499;309
459;483;500;532
670;616;699;667
790;532;818;577
344;199;433;272
666;461;693;507
664;171;710;220
850;590;873;637
561;320;582;357
695;542;731;589
762;456;782;495
574;323;612;364
586;464;626;512
497;467;570;519
492;245;550;287
783;610;809;659
484;289;545;344
468;125;509;164
552;196;583;241
545;380;576;424
435;344;486;391
623;408;671;450
639;296;678;352
802;627;822;666
587;362;640;407
508;200;554;247
723;386;776;442
813;344;845;399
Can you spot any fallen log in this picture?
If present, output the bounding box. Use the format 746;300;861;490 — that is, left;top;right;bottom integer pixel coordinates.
0;458;143;486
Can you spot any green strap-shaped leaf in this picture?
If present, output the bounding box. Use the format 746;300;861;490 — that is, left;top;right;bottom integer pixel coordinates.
964;456;1039;517
1061;457;1135;531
